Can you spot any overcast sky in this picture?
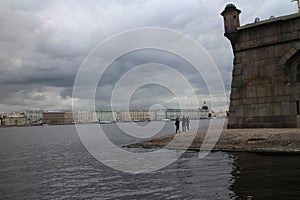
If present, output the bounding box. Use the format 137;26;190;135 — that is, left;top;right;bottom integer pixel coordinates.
0;0;297;113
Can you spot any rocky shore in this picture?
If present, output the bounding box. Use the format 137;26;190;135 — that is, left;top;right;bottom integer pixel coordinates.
127;127;300;154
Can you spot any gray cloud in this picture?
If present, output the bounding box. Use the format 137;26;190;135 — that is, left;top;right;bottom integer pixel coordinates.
0;0;294;112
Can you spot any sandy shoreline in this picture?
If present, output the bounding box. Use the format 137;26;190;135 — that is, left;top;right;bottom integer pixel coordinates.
126;127;300;154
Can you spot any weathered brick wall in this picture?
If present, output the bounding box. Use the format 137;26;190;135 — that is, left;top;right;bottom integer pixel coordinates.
228;15;300;128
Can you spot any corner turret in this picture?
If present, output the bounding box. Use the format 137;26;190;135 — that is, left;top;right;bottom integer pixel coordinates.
221;4;241;44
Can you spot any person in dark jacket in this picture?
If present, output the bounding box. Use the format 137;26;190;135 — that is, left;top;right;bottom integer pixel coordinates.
175;117;180;133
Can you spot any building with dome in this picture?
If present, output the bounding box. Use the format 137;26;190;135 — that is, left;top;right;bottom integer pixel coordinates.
201;101;209;110
221;4;300;128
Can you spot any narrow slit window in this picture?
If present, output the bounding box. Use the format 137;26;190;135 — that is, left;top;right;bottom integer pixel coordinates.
297;100;300;115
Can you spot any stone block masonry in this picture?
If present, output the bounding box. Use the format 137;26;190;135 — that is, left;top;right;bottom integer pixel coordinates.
221;4;300;128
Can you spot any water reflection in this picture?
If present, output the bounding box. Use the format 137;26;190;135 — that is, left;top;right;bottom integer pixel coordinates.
172;151;235;200
230;152;300;199
1;125;300;199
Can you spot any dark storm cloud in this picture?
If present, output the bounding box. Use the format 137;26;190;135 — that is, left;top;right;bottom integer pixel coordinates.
98;49;199;87
0;0;294;112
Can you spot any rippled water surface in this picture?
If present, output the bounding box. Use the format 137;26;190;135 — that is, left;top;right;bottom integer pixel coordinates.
0;122;299;199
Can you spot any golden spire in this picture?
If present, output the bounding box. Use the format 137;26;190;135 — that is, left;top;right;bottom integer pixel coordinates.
291;0;300;13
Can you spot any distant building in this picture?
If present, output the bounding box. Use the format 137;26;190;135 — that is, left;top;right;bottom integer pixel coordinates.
96;110;116;122
24;110;43;125
215;111;229;119
165;108;209;120
73;111;97;123
64;112;74;124
221;4;300;128
2;114;26;126
201;101;210;110
0;115;2;126
116;110;156;122
43;112;65;125
155;110;166;120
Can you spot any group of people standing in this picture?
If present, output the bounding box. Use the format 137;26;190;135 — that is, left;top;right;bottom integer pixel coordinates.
175;115;190;133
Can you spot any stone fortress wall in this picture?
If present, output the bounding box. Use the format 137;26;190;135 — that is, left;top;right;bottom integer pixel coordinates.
221;4;300;128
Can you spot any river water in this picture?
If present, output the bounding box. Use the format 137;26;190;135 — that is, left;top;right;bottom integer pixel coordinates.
0;121;299;199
